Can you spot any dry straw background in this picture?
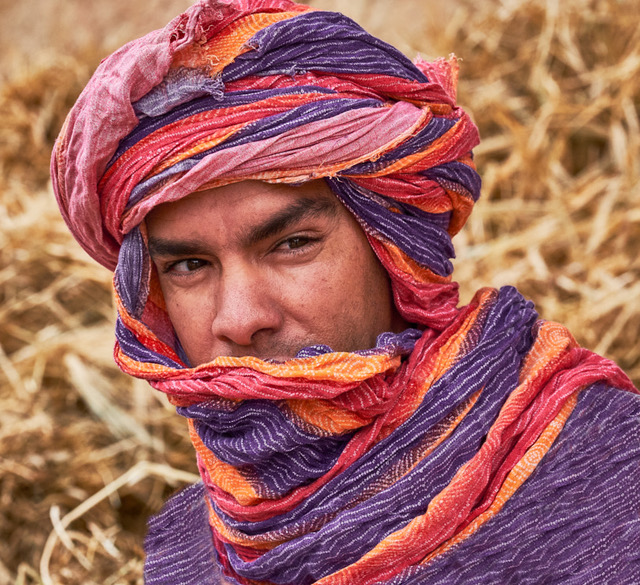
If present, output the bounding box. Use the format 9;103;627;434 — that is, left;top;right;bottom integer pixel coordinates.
1;0;639;583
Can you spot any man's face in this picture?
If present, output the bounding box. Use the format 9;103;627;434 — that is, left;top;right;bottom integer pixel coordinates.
146;180;405;365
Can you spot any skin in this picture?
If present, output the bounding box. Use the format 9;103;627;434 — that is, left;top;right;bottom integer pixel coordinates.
145;179;408;365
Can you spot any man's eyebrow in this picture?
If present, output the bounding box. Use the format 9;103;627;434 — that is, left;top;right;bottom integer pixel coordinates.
147;195;339;258
242;196;338;247
147;238;211;258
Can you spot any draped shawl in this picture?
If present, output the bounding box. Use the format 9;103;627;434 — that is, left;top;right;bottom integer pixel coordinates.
51;1;640;583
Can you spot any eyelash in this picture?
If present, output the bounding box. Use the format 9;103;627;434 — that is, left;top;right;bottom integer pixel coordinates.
163;258;208;274
276;235;318;252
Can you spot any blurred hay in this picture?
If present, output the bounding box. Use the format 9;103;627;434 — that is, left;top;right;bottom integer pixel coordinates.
448;0;640;381
0;0;639;582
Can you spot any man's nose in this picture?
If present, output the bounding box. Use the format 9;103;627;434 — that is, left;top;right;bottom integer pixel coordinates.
210;265;282;351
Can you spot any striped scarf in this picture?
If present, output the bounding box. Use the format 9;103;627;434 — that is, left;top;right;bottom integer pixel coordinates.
51;1;639;584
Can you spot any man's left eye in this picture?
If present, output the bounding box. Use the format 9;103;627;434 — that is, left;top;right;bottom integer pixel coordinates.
283;236;311;250
273;234;321;256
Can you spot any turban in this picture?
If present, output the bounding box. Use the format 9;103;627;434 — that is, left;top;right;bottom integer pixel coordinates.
52;1;640;584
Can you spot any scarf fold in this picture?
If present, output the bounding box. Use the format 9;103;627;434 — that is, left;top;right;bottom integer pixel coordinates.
51;1;637;584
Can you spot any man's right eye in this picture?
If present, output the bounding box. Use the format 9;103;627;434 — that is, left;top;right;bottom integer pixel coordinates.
166;259;208;273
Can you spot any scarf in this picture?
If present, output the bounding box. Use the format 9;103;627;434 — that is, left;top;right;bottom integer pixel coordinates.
51;1;639;584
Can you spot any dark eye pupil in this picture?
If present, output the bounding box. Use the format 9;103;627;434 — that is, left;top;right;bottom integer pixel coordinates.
186;259;201;270
289;237;307;249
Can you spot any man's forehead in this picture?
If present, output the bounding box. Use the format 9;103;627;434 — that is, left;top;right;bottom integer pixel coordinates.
147;179;337;221
146;179;344;253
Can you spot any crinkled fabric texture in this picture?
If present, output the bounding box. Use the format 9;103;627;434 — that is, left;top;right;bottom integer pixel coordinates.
51;0;480;333
144;384;640;584
50;1;640;584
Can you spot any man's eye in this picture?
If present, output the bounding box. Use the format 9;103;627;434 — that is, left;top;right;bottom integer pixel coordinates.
282;236;311;250
168;259;207;273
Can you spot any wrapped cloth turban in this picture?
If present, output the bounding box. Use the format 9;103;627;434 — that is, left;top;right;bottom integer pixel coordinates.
51;2;640;584
51;0;482;333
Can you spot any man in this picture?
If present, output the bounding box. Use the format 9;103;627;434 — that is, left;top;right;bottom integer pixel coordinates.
145;180;408;362
52;0;640;583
